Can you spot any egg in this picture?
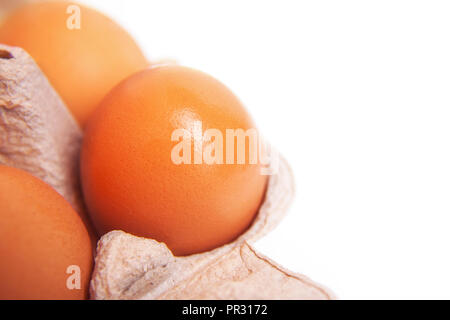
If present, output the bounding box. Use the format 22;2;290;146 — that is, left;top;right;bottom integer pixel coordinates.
0;0;149;127
81;66;268;256
0;165;93;300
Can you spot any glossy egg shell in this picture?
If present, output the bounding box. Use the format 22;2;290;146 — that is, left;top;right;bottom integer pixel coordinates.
81;66;268;256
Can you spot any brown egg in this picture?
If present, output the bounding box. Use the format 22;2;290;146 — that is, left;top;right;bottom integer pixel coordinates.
0;165;93;300
81;66;268;256
0;1;149;127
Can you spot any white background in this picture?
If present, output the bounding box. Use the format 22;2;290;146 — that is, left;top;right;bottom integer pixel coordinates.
79;0;450;299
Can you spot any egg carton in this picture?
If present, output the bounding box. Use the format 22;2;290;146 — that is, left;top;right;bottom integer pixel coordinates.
91;156;334;300
0;44;334;300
